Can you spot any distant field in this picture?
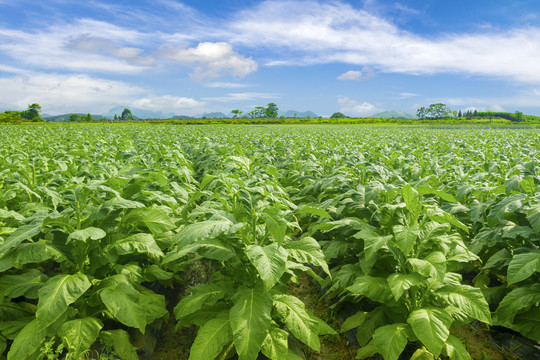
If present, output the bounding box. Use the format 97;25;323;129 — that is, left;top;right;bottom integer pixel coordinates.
1;124;539;360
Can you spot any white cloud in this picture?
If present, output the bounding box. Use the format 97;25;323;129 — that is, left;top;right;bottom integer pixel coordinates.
159;42;257;79
205;82;250;88
203;92;279;102
398;92;420;98
0;73;145;113
0;20;154;73
337;70;362;80
131;95;206;113
338;97;380;117
337;67;375;80
227;0;540;83
0;72;205;115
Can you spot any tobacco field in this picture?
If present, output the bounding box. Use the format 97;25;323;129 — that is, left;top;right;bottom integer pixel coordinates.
0;124;539;360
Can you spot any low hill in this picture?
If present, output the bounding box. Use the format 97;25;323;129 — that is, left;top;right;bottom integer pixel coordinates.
281;110;319;118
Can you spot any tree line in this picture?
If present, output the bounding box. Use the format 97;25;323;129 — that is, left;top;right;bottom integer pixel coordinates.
417;103;527;122
0;104;43;122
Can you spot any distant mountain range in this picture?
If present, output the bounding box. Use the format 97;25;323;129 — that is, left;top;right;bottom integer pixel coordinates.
42;107;422;121
105;106;175;119
44;113;105;121
371;111;416;119
280;110;319;118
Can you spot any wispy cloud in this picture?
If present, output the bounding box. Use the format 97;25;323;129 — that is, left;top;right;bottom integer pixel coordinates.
203;92;279;102
337;70;362;80
0;72;145;113
337;66;375;80
0;71;205;114
398;92;420;99
0;19;154;73
205;82;250;88
226;0;540;83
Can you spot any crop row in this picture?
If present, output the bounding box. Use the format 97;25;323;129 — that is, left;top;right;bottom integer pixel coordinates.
0;125;539;360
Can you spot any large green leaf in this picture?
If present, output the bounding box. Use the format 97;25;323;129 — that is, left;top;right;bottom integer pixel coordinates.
520;177;537;196
507;250;540;284
100;282;147;333
0;269;46;299
246;244;288;291
444;335;472;360
188;311;232;360
100;330;138;360
60;317;103;359
510;307;540;341
347;275;393;303
67;227;106;244
495;284;540;325
0;209;25;222
273;294;324;351
138;288;168;323
435;285;491;324
174;281;228;320
7;319;47;360
0;243;53;272
36;273;90;328
262;209;288;245
407;308;453;357
123;208;175;234
387;273;422;301
261;323;289;360
340;311;367;332
0;223;41;256
403;184;421;224
284;237;330;276
173;219;234;247
373;323;409;360
296;205;332;219
528;205;540;234
362;233;393;263
486;194;527;227
393;224;419;256
107;233;163;259
408;252;446;281
230;284;272;360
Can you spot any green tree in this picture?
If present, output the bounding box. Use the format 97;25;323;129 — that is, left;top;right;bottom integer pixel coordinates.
21;103;42;121
0;111;21;123
114;114;119;121
69;114;79;122
330;112;347;119
231;110;242;118
121;108;133;120
416;103;452;120
85;113;92;122
264;103;278;118
254;106;266;118
514;111;524;122
416;107;427;119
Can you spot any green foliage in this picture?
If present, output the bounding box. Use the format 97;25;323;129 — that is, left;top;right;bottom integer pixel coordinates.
0;124;539;360
416;103;452;119
121;108;134;120
330;112;347;118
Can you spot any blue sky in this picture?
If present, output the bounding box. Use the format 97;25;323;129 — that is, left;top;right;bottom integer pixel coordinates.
1;0;540;117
